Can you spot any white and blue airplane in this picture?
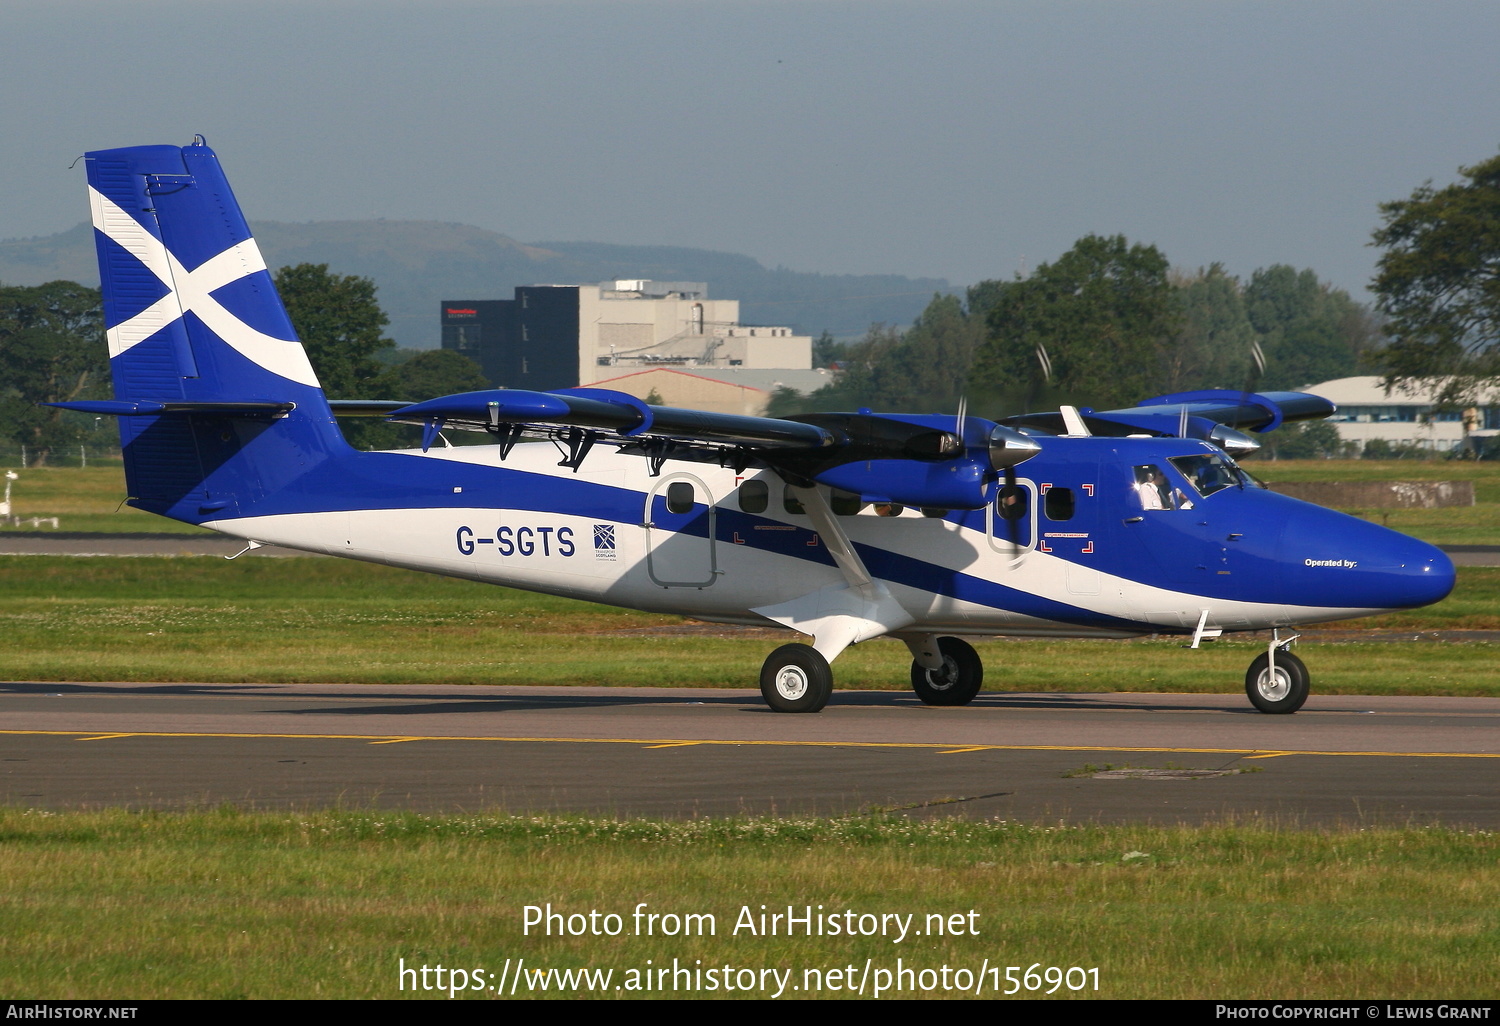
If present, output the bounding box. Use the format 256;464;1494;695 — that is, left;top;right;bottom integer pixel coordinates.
56;139;1456;714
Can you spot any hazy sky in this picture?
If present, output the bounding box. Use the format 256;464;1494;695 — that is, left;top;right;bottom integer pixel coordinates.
4;0;1498;299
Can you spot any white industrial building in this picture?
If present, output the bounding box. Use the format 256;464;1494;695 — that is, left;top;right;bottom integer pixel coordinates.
1305;376;1500;453
441;280;815;414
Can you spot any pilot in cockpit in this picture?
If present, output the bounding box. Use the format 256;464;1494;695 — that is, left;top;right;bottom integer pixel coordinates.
1134;466;1170;510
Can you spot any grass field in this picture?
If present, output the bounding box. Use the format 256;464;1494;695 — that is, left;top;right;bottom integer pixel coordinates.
0;464;206;534
0;555;1497;695
0;809;1496;1000
4;466;1499;1002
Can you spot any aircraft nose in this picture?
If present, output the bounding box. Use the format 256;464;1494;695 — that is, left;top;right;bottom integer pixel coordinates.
1281;512;1455;611
1360;533;1456;609
1390;539;1457;608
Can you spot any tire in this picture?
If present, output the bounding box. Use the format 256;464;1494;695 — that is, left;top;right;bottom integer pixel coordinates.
760;643;833;713
910;636;983;706
1245;650;1309;714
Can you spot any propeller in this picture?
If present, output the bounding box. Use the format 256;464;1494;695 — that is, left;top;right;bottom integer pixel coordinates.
988;423;1038;550
1233;339;1267;433
1224;337;1269;472
960;393;1036;546
1002;465;1022;548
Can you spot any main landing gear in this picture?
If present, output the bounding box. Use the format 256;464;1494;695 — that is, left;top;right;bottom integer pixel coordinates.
759;635;985;713
755;485;992;714
909;636;984;706
759;643;834;713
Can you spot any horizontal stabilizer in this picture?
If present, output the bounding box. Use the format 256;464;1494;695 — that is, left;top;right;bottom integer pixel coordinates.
47;400;294;417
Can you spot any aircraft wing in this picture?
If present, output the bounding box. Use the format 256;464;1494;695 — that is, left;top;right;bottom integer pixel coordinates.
1001;389;1336;452
382;386;1040;510
388;388;836;449
375;385;1326;508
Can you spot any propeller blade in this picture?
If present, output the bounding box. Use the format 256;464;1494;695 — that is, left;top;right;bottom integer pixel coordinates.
1005;466;1021;547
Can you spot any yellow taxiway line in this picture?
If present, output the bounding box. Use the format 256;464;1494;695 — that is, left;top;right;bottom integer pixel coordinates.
0;728;1496;760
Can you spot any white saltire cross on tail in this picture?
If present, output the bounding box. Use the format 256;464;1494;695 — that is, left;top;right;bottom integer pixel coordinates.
87;186;319;388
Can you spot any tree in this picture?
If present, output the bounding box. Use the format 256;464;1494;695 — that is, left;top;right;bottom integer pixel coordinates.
1165;264;1256;392
1372;150;1500;407
968;235;1180;412
811;330;848;369
273;263;394;397
1245;419;1346;461
376;349;489;403
0;280;108;462
764;384;806;417
1243;265;1375;390
792;293;985;413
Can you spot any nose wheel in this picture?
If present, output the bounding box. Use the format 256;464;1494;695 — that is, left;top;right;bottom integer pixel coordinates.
1245;650;1309;714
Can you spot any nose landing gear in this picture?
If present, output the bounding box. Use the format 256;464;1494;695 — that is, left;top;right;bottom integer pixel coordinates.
1245;636;1308;714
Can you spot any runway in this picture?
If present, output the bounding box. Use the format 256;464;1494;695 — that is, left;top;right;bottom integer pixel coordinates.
3;680;1498;826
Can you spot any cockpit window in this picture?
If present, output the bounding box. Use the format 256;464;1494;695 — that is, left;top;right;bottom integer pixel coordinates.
1169;453;1244;497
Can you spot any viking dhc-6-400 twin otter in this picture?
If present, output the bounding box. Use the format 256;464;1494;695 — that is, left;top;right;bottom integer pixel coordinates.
59;140;1456;713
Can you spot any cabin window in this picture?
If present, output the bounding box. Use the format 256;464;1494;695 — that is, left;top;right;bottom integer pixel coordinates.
831;489;864;516
873;502;905;517
1044;486;1075;521
738;479;769;514
666;481;695;514
784;486;805;515
997;484;1028;521
920;508;949;518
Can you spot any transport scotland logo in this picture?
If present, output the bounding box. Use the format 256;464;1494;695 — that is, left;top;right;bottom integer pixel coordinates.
593;523;616;560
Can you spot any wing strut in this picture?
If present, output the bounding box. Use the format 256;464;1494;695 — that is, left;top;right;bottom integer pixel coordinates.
750;486;915;664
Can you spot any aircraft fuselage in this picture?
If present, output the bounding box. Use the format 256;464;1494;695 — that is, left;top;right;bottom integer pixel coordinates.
198;435;1453;641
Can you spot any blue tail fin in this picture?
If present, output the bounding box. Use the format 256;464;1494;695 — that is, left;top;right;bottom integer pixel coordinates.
82;138;350;523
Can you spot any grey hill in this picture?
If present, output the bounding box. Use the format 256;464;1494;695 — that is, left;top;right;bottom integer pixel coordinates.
0;220;947;350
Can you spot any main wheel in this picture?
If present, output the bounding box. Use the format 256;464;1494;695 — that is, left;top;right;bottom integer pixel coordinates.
910;636;983;706
1245;650;1309;714
760;643;833;713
